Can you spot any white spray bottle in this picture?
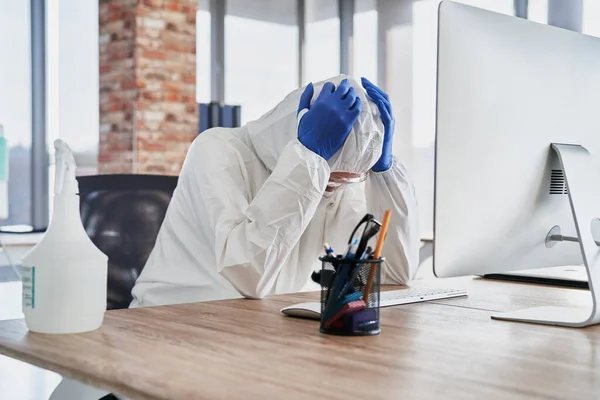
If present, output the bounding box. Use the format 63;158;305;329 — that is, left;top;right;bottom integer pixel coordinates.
21;139;108;334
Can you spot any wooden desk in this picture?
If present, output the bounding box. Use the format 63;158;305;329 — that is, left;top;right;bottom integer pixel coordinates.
0;278;599;399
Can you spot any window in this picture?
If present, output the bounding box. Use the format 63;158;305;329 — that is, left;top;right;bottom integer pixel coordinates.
196;0;210;103
353;0;377;83
583;0;600;37
225;0;298;124
53;0;99;174
411;0;513;236
46;0;99;214
411;0;441;238
0;1;32;226
529;0;548;24
304;0;340;84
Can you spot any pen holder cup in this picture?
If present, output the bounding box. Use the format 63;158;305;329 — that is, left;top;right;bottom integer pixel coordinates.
319;256;382;336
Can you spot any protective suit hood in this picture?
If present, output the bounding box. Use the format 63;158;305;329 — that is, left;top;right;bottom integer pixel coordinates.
246;74;384;174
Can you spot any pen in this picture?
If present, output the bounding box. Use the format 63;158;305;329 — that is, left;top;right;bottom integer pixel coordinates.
323;242;336;258
359;246;373;260
345;238;359;259
341;243;352;259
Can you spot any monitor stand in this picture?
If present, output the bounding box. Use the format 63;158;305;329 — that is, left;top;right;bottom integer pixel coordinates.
491;143;600;328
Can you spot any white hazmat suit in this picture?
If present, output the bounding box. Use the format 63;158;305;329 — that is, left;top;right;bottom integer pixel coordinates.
130;74;419;307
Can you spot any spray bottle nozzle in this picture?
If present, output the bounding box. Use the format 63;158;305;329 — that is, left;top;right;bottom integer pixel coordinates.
54;139;78;195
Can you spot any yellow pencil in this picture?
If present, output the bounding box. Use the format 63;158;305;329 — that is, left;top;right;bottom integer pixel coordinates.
362;209;392;303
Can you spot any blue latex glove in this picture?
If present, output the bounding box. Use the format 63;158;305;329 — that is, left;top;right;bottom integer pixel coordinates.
297;79;362;161
361;77;395;172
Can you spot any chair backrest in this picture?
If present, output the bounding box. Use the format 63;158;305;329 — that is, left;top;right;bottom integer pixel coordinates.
77;174;178;310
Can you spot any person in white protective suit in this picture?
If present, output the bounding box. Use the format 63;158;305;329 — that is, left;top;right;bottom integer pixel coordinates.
50;74;419;400
131;74;420;306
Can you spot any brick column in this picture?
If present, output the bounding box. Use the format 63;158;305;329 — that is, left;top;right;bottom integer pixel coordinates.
99;0;198;175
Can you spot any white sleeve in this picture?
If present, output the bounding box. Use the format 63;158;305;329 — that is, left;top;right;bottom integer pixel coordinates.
365;156;420;284
193;138;329;299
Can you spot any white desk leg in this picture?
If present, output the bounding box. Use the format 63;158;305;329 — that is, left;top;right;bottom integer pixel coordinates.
492;143;600;327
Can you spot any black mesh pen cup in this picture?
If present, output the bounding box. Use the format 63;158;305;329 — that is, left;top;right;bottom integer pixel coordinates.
319;255;382;336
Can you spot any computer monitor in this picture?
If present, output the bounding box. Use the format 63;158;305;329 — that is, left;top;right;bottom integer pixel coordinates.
433;1;600;327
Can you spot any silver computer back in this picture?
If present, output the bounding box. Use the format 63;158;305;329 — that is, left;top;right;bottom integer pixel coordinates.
434;1;600;277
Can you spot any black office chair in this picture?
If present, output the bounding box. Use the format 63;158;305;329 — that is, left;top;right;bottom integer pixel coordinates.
77;174;178;310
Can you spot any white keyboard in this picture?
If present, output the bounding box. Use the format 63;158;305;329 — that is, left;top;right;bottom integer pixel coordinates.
379;287;467;308
280;287;467;320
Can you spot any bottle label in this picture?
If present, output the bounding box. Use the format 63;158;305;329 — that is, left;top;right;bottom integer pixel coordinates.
22;266;35;309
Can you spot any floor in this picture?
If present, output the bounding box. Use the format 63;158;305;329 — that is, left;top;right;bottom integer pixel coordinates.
0;254;62;399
